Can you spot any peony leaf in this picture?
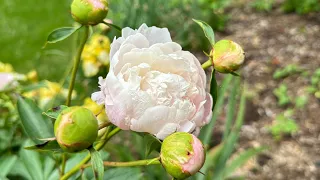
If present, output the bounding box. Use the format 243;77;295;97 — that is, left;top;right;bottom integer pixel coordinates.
143;133;162;157
17;96;54;144
223;147;267;178
210;70;218;110
0;154;17;177
44;26;82;46
24;139;63;153
193;19;215;47
104;167;142;180
102;21;121;32
43;105;68;119
90;147;104;180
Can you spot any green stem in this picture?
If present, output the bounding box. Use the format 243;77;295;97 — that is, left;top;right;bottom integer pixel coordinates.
66;25;89;106
201;59;212;69
82;157;160;169
60;127;121;180
61;154;67;176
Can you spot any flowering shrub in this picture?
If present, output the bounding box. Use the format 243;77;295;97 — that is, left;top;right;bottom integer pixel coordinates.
0;1;266;180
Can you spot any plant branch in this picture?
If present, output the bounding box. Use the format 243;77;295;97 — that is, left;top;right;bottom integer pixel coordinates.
60;127;121;180
66;25;89;106
201;59;212;69
82;157;160;169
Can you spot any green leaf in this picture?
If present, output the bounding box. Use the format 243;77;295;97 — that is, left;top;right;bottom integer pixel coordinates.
193;19;215;47
143;133;162;157
102;21;122;32
223;147;267;178
24;139;63;153
43;105;68;119
0;155;18;177
45;26;82;45
89;147;104;180
17;96;54;144
104;167;142;180
19;140;44;180
200;75;233;145
210;70;218;109
213;84;247;180
43;156;56;180
21;81;48;92
223;78;240;140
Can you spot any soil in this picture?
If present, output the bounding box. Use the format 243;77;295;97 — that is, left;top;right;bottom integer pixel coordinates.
212;1;320;180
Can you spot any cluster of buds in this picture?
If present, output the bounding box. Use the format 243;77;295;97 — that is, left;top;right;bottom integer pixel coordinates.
210;40;245;74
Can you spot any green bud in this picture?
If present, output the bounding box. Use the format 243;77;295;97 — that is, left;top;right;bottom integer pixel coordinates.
210;39;245;73
71;0;108;25
160;132;205;180
54;106;98;152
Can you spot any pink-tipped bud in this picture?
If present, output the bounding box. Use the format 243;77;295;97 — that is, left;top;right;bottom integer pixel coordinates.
160;132;205;179
71;0;108;25
210;39;245;73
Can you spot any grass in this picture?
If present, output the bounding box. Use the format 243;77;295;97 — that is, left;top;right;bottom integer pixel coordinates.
0;0;74;81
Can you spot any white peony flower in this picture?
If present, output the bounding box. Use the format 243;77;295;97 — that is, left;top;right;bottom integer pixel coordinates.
92;24;212;139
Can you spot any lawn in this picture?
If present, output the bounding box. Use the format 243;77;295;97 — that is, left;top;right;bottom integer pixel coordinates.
0;0;73;80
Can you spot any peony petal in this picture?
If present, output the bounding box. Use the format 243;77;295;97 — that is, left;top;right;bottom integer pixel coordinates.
155;123;179;140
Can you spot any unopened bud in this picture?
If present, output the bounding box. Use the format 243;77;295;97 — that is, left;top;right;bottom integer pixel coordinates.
71;0;108;25
160;132;205;179
210;40;245;73
54;106;98;152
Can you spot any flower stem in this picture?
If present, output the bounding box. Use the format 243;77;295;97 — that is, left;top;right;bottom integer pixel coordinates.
60;127;121;180
82;157;161;169
61;154;67;176
66;25;89;106
201;59;212;70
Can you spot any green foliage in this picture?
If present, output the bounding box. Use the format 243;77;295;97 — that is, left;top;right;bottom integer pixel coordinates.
104;167;142;180
273;64;303;80
0;0;73;80
273;84;291;106
193;19;215;47
45;26;82;46
108;0;231;50
24;139;63;153
89;147;104;180
282;0;320;14
295;95;308;109
251;0;274;12
269;113;299;140
17;96;54;144
43;105;68;119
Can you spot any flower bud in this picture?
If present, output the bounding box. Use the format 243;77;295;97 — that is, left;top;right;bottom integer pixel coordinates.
160;132;205;179
54;106;98;152
210;40;245;73
71;0;108;25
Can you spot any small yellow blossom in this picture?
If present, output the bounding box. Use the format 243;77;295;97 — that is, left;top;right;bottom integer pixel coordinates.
83;97;108;124
82;34;111;77
0;62;14;73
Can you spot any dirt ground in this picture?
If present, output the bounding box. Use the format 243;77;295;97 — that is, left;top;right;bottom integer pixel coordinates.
213;1;320;180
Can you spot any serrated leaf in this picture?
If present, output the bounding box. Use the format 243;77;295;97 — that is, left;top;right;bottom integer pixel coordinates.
193;19;215;47
24;139;63;153
17;96;54;144
89;147;104;180
45;26;82;45
223;147;267;178
104;167;142;180
144;133;162;157
0;155;18;177
43;105;68;119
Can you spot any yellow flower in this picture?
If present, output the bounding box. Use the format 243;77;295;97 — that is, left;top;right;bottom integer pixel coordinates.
0;62;14;73
81;34;110;77
83;97;108;124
